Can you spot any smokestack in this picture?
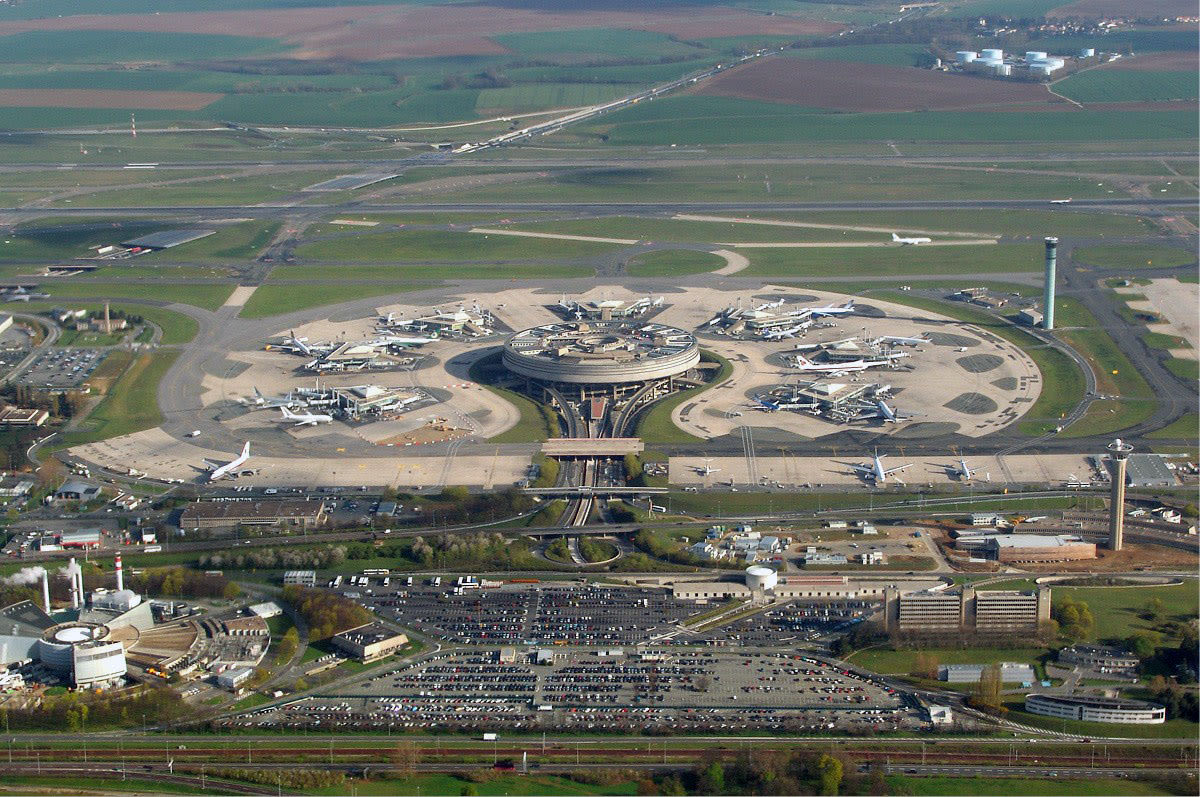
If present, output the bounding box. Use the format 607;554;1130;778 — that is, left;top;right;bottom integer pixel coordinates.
77;569;84;607
67;558;79;609
103;302;111;334
114;553;123;592
42;570;51;614
1107;438;1133;551
1043;237;1058;330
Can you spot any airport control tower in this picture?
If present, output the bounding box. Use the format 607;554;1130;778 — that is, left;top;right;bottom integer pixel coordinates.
1043;237;1058;330
1107;438;1133;551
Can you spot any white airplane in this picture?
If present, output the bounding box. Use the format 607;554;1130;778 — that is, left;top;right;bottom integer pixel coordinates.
371;334;437;347
803;299;856;318
873;399;911;423
692;460;721;476
242;387;301;409
954;457;975;481
790;354;890;374
870;335;925;347
279;406;333;427
852;451;912;484
208;442;251;482
1023;516;1047;524
892;232;932;245
763;323;810;340
278;331;312;356
1050;198;1072;204
794;336;858;351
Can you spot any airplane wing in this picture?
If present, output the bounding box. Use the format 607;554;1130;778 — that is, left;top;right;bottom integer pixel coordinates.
882;463;912;476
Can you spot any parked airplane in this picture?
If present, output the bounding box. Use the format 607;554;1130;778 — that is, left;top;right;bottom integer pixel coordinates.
955;457;975;481
208;442;251;482
242;387;301;409
1050;198;1072;204
804;299;857;317
873;400;911;423
892;232;932;245
851;451;912;484
279;406;333;427
692;461;721;476
869;335;925;347
790;354;890;375
762;323;810;340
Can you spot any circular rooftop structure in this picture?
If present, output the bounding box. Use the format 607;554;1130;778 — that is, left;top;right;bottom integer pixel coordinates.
503;320;700;385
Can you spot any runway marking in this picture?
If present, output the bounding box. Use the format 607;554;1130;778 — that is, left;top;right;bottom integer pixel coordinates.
719;239;999;248
711;249;749;275
674;212;998;239
223;285;257;308
330;218;379;227
469;227;639;245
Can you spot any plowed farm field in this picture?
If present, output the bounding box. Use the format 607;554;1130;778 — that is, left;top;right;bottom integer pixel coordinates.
0;89;220;110
697;58;1059;112
0;4;841;61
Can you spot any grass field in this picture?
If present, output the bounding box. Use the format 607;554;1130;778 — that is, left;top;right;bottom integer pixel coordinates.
633;352;731;444
48;282;234;310
1058;306;1156;438
476;83;630;114
269;262;592;280
846;646;1050;675
626;249;725;277
63;170;340;207
1055;69;1198;103
883;775;1171;796
788;43;931;67
586;98;1198;146
739;243;1042;278
1051;583;1198;642
310;773;636;796
1074;244;1196;270
788;209;1162;238
510;215;893;243
54;351;178;449
158;219;280;262
0;218;164;261
1147;413;1199;439
6;301;197;344
419;162;1124;204
239;283;423;319
293;229;620;262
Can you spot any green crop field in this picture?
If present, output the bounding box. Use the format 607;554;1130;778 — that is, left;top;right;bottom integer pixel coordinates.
626;249;725;277
239;283;423;319
739;243;1042;278
0;69;396;94
476;83;630;113
1055;70;1198;103
586;98;1199;146
53;351;179;450
293;229;620;262
1075;244;1196;269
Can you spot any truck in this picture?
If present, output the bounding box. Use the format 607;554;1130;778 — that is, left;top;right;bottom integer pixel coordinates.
482;733;498;741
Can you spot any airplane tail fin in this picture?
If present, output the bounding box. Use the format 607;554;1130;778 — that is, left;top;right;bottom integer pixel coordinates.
254;387;264;399
280;406;295;419
891;233;900;242
241;441;250;458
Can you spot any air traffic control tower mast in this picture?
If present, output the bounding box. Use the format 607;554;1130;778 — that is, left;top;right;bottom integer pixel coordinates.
1107;438;1133;551
1043;237;1058;330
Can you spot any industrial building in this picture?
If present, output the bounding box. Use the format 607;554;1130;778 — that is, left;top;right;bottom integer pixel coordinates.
1057;644;1140;673
1123;453;1177;488
939;662;1035;684
986;535;1097;563
0;406;49;427
330;623;409;663
884;587;1050;635
180;500;327;530
54;481;102;502
282;571;318;587
1024;694;1165;724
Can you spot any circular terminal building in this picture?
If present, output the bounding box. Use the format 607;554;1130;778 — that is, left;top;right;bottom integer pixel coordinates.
503;321;700;398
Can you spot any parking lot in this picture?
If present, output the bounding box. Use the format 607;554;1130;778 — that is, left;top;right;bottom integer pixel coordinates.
226;649;916;734
17;347;106;389
694;600;878;646
360;583;696;646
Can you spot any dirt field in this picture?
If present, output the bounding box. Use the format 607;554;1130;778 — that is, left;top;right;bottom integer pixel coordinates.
1017;543;1197;572
0;88;220;110
0;5;840;61
1047;0;1197;19
696;58;1057;111
1102;51;1199;71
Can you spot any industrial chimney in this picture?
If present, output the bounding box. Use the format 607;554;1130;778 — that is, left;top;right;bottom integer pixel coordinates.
41;569;51;614
114;553;124;592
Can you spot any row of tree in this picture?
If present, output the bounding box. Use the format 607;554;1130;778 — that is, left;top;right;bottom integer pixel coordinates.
0;685;190;731
281;585;371;640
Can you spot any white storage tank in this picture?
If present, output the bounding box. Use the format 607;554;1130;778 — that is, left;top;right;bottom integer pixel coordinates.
991;62;1013;76
980;48;1004;60
956;50;978;63
1025;51;1048;61
1029;63;1055;77
745;565;778;592
72;641;127;688
1080;48;1096;58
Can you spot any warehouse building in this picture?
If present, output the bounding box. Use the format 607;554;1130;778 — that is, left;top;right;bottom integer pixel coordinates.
1024;694;1165;724
180;500;327;530
331;623;408;663
1124;454;1176;488
282;571;317;587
